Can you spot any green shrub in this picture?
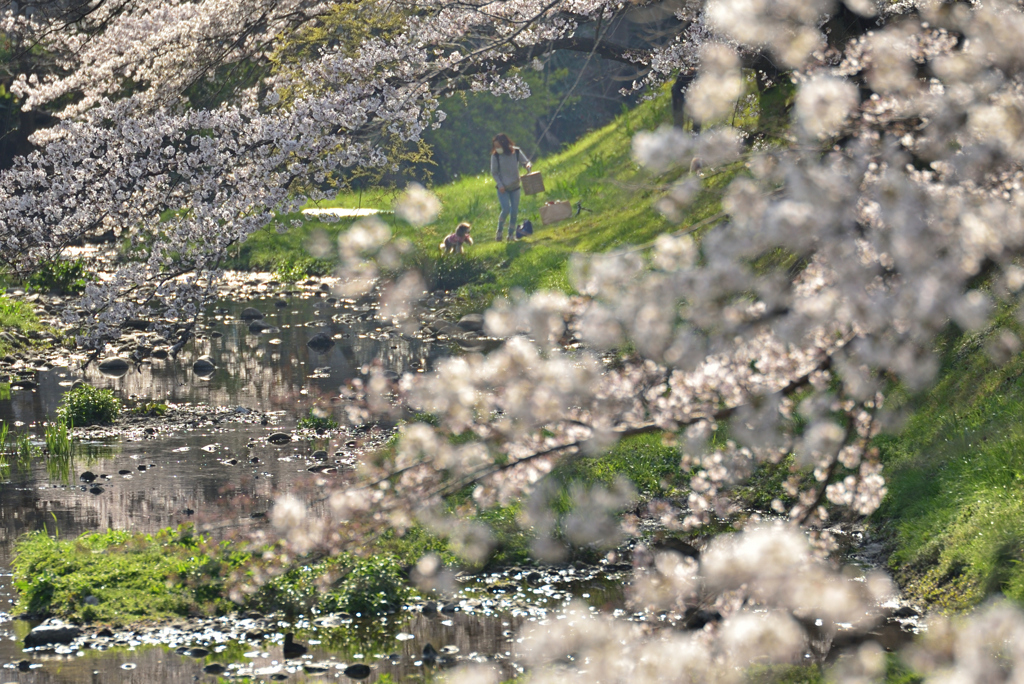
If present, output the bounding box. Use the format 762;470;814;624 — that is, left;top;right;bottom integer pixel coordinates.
296;407;339;431
326;554;409;615
247;553;410;617
28;259;89;295
129;401;167;417
58;385;121;426
275;256;333;283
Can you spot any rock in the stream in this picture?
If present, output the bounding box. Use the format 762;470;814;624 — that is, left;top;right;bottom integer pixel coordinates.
307;332;335;352
23;620;83;648
311;450;328;460
344;664;371;679
98;357;130;377
456;313;485;332
240;307;264;321
124;318;151;331
268;432;292;445
248;320;276;334
304;663;331;674
192;356;216;376
79;471;97;483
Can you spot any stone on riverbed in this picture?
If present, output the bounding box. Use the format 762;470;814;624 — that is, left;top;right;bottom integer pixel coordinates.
192;356;216;376
268;432;291;445
456;313;485;332
23;620;83;648
307;332;335;352
344;664;371;679
248;320;277;334
98;357;130;377
240;307;264;321
124;318;151;331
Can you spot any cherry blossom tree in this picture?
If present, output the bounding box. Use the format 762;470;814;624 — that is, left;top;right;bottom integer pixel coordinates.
6;0;1024;678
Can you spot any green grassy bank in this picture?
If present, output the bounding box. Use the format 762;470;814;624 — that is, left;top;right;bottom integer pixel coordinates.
875;305;1024;612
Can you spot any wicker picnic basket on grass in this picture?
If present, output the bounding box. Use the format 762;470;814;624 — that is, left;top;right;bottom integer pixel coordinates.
539;200;572;225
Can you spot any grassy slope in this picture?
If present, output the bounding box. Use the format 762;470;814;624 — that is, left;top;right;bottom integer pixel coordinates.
228;88;741;311
875;304;1024;611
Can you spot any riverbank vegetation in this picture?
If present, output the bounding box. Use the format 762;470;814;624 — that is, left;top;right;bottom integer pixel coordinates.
57;385;121;427
13;525;410;625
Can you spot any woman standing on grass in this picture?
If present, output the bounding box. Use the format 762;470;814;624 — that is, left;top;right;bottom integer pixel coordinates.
490;133;531;241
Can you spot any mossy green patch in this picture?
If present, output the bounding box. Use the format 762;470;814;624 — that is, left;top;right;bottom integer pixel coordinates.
13;526;245;624
248;552;409;618
296;407;340;431
12;525;410;625
746;664;824;684
550;432;686;505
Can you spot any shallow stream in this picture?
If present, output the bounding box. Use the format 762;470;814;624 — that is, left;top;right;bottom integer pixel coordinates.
0;285;629;682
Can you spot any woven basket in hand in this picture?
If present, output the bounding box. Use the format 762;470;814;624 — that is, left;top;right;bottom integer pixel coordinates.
521;171;545;195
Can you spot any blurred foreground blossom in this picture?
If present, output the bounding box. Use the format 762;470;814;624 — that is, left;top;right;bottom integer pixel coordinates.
395;182;441;226
795;75;860;139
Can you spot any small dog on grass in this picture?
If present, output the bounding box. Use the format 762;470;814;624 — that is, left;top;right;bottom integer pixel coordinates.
440;222;473;254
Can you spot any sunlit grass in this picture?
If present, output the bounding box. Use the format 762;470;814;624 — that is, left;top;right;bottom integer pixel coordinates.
0;292;44;356
875;302;1024;611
